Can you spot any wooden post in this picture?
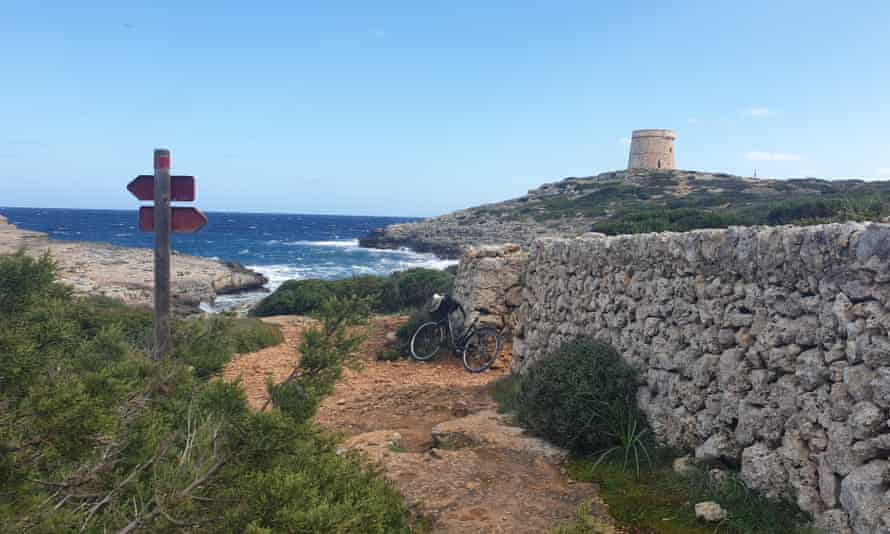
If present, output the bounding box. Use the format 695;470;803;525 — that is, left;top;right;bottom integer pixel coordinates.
153;149;172;360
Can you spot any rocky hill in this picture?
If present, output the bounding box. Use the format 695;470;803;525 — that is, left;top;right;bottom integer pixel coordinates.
359;169;890;258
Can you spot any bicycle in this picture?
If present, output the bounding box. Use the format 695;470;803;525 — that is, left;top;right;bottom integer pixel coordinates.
409;295;501;373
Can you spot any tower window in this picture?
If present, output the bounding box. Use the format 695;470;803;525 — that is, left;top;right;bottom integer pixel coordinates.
657;160;662;169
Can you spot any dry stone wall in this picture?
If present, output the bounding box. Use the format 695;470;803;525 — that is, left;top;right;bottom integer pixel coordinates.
452;244;527;331
503;224;890;534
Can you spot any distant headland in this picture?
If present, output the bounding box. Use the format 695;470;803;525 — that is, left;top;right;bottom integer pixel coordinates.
360;130;890;258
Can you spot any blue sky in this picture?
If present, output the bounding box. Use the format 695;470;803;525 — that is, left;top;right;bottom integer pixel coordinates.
2;1;889;216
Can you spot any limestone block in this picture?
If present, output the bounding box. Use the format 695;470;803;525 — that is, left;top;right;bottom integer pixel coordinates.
740;443;787;498
839;460;890;534
694;432;741;466
694;501;727;522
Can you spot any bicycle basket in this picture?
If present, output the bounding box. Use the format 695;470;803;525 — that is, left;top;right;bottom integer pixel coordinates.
428;294;446;318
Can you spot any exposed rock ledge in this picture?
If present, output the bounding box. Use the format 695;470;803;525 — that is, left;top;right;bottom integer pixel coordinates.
0;214;267;313
359;168;890;259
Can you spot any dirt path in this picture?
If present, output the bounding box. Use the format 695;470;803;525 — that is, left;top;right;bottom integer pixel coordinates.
223;315;612;533
221;315;315;410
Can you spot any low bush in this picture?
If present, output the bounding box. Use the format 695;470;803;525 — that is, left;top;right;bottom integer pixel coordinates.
488;374;521;414
684;469;816;534
0;250;62;314
765;197;886;225
226;317;285;353
591;207;749;235
516;338;648;456
551;502;614;534
252;268;453;317
567;456;818;534
0;252;412;532
392;308;433;356
174;316;238;377
174;316;284;378
379;268;455;311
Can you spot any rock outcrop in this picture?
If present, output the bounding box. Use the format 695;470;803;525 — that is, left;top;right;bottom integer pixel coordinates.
360;169;890;259
450;223;890;532
0;214;266;312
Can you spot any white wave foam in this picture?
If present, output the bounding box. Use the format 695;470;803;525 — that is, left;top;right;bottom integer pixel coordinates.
282;239;359;248
246;249;457;294
198;244;460;314
208;289;270;313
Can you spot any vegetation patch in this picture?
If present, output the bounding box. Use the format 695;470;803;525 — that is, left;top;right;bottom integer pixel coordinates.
505;171;890;233
487;374;521;414
492;335;818;534
567;457;818;534
515;338;649;458
0;252;413;532
591;207;749;235
173;316;283;378
765;196;886;225
391;308;434;356
551;502;615;534
252;268;454;317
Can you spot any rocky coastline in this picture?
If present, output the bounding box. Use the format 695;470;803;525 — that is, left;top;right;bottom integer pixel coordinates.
358;169;890;258
0;214;267;313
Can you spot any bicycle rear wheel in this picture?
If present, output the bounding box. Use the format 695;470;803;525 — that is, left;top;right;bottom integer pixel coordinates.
411;321;444;362
462;327;501;373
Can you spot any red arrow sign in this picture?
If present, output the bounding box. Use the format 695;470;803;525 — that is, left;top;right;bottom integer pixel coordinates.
128;175;196;201
139;207;208;233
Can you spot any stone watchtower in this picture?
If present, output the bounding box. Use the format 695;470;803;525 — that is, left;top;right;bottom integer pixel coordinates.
627;129;676;170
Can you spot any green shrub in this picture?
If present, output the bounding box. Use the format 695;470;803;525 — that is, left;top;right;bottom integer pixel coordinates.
683;469;816;534
591;207;749;235
173;316;282;378
380;268;455;311
551;502;613;534
226;317;284;353
392;308;433;356
0;252;412;532
253;268;453;317
766;199;839;225
267;295;373;419
765;197;886;226
376;348;402;361
517;338;647;455
489;374;521;414
0;251;64;314
567;456;818;534
174;317;238;378
252;278;344;316
77;295;154;348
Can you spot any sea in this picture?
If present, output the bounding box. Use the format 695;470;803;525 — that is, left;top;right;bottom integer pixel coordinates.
0;207;455;311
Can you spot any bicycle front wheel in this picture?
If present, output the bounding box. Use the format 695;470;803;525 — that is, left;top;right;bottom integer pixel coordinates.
411;321;444;362
462;327;501;373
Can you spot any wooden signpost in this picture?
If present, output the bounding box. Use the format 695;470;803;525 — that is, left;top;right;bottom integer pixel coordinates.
128;149;207;360
127;174;196;202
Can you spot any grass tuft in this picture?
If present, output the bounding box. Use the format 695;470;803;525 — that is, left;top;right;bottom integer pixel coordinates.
567;456;820;534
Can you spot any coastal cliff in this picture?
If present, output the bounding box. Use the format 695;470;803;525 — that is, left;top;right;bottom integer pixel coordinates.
359;169;890;258
0;214;266;312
